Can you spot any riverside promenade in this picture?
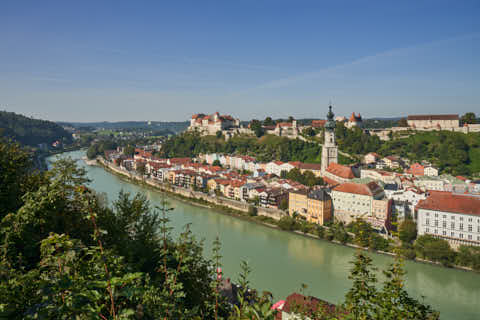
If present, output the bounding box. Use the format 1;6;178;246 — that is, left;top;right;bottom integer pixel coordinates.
93;157;287;221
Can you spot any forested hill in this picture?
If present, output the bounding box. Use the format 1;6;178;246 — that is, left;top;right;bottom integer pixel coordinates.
58;120;189;133
0;111;72;147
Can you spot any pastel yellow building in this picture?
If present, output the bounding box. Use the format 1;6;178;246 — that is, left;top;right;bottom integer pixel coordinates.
289;189;332;225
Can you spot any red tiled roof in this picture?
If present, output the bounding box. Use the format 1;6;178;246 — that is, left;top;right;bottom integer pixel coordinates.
333;181;382;196
288;161;302;168
276;122;293;128
416;192;480;216
349;112;362;122
407;114;459;121
277;293;339;320
323;176;340;187
326;163;355;179
299;163;322;171
366;152;380;158
311;119;326;128
273;161;284;165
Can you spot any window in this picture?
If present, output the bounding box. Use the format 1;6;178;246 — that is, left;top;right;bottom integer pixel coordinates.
468;225;473;232
443;231;446;236
426;219;430;225
443;215;446;219
460;223;464;231
435;220;438;227
460;217;464;221
434;229;438;234
468;235;472;240
460;233;464;239
426;212;430;216
435;213;438;218
451;216;455;220
451;223;455;229
451;232;455;237
426;228;430;233
443;221;447;228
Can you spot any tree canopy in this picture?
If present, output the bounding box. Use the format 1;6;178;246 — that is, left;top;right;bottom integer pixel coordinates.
0;111;72;147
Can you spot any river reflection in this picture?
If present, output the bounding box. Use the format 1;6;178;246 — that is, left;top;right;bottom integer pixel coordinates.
48;151;480;320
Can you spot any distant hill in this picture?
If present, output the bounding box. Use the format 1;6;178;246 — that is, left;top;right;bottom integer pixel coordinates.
0;111;72;147
58;121;189;133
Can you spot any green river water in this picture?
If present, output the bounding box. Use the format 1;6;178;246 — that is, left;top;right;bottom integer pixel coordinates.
49;151;480;319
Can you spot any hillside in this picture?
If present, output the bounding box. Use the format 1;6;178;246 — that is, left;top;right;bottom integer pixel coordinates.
160;132;324;163
0;111;72;147
59;120;189;133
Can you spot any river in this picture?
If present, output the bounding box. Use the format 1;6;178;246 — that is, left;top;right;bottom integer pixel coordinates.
48;151;480;319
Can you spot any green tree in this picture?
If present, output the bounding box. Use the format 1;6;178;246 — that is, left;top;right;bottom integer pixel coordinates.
461;112;477;124
398;219;417;246
0;139;36;219
250;120;265;137
279;198;288;211
263;117;275;126
123;145;135;157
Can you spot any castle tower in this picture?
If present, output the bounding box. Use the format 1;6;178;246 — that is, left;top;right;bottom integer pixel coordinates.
321;105;338;173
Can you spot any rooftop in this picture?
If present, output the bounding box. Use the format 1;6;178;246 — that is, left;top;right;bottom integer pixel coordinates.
417;191;480;216
333;181;383;196
326;163;355;179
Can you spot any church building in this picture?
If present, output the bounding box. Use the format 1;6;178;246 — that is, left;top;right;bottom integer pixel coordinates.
321;106;338;173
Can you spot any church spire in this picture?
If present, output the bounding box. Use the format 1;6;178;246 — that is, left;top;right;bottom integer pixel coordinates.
325;105;336;131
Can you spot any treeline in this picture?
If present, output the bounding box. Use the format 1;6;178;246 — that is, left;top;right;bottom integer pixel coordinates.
0;110;72;147
161;132;323;163
0;139;440;319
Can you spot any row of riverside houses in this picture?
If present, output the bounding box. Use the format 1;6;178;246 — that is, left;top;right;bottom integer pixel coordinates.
103;107;480;248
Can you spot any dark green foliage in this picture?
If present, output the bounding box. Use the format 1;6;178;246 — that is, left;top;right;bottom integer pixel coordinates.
414;235;456;266
87;140;118;159
461;112;477;124
249;120;265;137
0;111;72;147
398;219;417;246
344;252;439;319
277;216;300;231
0;140;37;219
335;122;382;156
455;246;480;271
161;132;323;163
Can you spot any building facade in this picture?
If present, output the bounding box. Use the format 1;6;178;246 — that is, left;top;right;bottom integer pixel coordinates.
416;191;480;247
289;189;332;225
407;114;460;130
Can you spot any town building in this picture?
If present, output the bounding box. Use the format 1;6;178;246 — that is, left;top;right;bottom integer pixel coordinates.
382;156;403;169
416;191;480;247
331;182;391;232
188;112;240;135
345;112;363;128
364;152;380;165
288;189;332;225
321;106;338;173
424;166;439;176
407;114;460;130
323;163;356;184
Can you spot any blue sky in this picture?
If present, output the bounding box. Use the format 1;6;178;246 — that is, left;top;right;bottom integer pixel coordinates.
0;1;478;122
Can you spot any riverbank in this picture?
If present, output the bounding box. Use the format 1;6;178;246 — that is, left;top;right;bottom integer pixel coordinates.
88;157;476;273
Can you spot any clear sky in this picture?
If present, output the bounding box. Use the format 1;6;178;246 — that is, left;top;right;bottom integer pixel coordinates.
0;1;479;122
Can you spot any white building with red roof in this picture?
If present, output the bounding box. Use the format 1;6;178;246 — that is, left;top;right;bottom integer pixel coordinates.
188;112;240;135
346;112;363;128
416;191;480;247
331;181;391;231
323;163;356;184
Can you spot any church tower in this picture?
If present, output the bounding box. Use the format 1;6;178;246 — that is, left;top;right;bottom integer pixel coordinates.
321;105;338;173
